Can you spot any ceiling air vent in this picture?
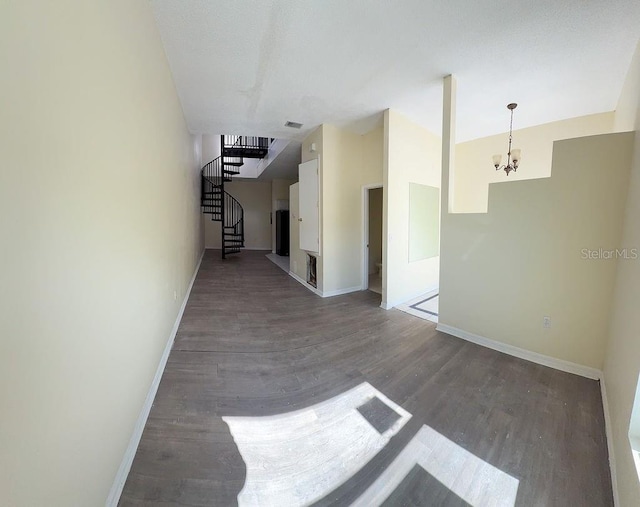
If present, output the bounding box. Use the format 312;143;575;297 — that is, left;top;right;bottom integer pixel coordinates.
284;121;303;129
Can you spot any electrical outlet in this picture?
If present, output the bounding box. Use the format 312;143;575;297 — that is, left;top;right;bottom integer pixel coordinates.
173;290;177;301
543;316;551;329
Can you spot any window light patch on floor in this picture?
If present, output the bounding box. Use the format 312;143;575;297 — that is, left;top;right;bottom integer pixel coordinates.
222;383;412;506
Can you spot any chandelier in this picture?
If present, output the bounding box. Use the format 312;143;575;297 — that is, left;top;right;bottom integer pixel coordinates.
492;103;521;176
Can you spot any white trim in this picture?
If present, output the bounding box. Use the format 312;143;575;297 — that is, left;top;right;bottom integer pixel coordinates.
435;323;602;380
382;284;439;311
289;270;323;297
431;323;619;501
362;186;369;291
204;247;272;251
323;285;362;298
265;253;290;274
600;377;620;506
361;184;383;292
288;271;360;298
396;291;439;324
106;249;205;507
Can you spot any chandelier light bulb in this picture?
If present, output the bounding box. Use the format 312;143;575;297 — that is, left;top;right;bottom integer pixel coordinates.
511;148;521;168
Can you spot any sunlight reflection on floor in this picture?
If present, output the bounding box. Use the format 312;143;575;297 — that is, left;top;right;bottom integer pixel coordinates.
224;382;518;506
223;383;411;506
353;425;519;506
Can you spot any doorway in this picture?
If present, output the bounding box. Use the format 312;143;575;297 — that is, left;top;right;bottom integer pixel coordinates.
364;186;383;295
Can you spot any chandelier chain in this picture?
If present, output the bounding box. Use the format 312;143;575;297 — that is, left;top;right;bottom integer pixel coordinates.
507;108;514;164
492;102;520;176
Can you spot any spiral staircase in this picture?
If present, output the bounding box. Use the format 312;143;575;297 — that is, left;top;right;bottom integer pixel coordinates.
201;135;270;258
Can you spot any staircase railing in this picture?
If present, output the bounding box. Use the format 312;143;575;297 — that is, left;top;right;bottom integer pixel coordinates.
201;156;221;218
223;135;270;151
200;154;245;258
199;133;272;258
202;156;223;185
224;191;244;236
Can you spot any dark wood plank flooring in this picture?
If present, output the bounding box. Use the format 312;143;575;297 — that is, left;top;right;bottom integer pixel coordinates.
120;250;612;506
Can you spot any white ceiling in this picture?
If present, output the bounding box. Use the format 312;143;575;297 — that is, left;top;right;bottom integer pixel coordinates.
151;0;640;142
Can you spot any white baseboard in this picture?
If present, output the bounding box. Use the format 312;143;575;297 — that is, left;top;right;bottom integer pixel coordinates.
435;323;602;380
323;285;362;298
600;377;619;506
106;249;205;507
382;284;439;310
204;247;271;251
434;323;618;498
287;271;360;298
289;271;323;297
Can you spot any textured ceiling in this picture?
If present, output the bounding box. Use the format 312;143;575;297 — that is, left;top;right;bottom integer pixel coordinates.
150;0;640;142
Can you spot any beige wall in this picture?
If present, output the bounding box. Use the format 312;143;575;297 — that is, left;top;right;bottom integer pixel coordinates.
205;181;272;250
368;188;383;275
0;2;203;505
296;123;384;295
272;179;296;253
454;113;615;213
604;38;640;507
202;134;221;165
321;124;384;294
440;132;633;370
384;109;441;308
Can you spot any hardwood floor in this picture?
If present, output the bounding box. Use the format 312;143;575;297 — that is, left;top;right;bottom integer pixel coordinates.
119;250;613;506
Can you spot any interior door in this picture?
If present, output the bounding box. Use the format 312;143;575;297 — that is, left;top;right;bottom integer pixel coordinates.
298;158;319;252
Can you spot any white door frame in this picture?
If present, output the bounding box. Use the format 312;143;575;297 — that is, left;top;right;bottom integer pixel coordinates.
362;184;383;290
